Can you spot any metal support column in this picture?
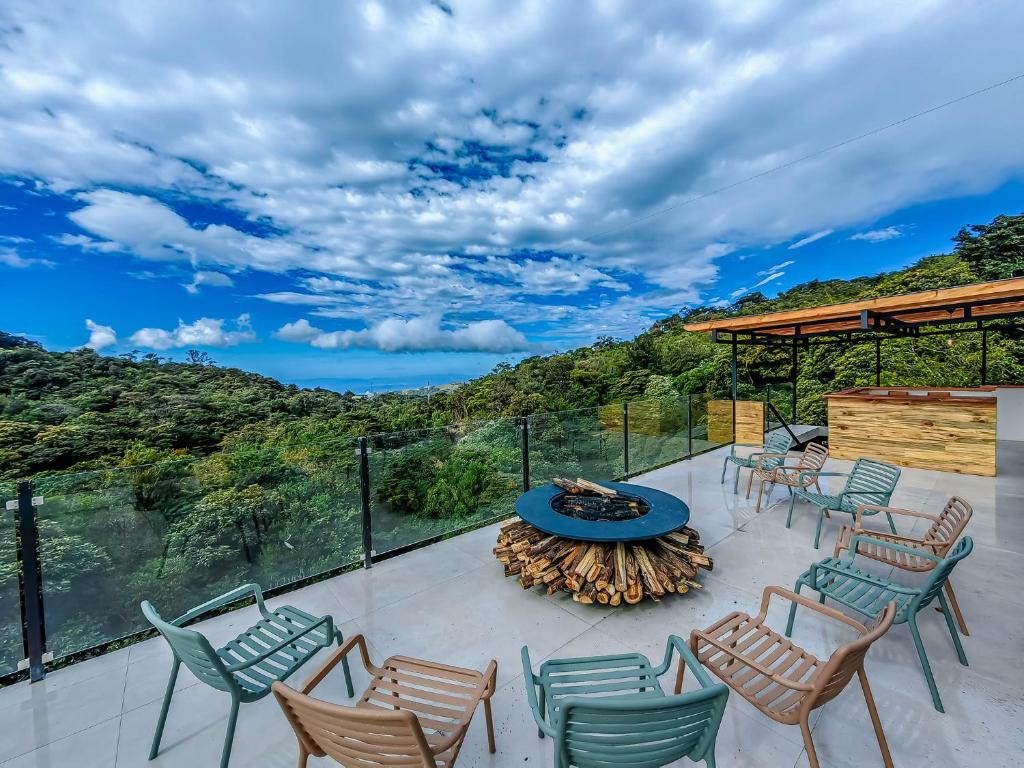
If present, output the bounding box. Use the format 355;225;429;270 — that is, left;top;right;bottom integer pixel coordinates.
790;340;798;423
686;394;693;456
520;417;531;492
14;481;46;681
357;437;373;569
730;336;738;438
981;328;988;385
622;403;630;476
875;337;881;386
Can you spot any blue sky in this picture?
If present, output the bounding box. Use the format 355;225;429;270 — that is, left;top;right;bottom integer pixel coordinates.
1;1;1023;392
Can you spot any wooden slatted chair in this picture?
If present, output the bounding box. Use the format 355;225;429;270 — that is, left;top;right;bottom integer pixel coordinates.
751;442;829;513
522;637;728;767
787;457;902;548
273;633;497;767
789;536;973;712
833;496;973;634
692;586;897;768
720;430;793;494
142;583;352;768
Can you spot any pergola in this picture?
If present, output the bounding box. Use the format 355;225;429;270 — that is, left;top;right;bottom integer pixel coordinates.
683;277;1024;420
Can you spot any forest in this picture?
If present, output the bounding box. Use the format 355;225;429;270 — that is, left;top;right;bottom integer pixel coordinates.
0;212;1021;674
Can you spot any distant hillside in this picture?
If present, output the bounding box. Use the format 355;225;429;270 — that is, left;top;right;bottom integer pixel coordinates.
1;212;1022;481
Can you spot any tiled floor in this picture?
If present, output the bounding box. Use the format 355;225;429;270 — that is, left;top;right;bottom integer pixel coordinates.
2;442;1022;767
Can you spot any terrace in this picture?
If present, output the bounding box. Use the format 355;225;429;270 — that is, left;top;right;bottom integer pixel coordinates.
1;439;1021;767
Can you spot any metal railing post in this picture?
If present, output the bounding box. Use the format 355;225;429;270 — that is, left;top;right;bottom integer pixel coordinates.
622;403;630;476
686;395;693;456
521;417;531;492
13;480;47;681
358;437;373;569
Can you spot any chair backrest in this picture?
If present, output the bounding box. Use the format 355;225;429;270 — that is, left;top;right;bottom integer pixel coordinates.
924;496;973;554
555;686;728;768
915;536;974;610
761;431;795;469
813;601;897;709
272;682;435;768
840;458;901;511
798;442;828;472
141;601;236;694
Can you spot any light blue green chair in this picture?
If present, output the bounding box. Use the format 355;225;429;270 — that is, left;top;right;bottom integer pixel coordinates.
787;535;973;713
787;457;901;548
721;430;793;494
142;583;353;768
522;637;728;767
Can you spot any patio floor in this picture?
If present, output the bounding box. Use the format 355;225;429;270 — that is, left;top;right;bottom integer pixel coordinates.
2;442;1022;767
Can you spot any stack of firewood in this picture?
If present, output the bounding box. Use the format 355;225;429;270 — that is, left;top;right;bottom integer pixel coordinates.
493;517;713;605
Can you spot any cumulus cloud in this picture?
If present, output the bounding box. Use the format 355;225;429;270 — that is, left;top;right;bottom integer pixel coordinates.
129;314;256;350
275;315;534;353
850;226;905;242
184;270;235;294
787;230;833;250
84;319;117;350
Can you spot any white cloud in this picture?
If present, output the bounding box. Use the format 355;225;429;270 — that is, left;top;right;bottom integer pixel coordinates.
850;226;904;242
128;314;256;350
758;259;793;275
184;270;235;294
0;247;54;269
787;230;833;250
84;319;117;350
275;315;534;353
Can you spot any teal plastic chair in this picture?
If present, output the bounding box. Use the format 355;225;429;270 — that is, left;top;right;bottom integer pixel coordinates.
522;637;728;767
142;584;353;768
787;457;901;548
787;535;973;713
721;430;793;493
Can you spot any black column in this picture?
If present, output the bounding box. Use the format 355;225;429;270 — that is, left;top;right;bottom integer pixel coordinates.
730;337;738;438
358;437;372;569
15;481;46;682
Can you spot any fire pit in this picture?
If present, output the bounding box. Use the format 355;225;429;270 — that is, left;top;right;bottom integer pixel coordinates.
494;478;713;605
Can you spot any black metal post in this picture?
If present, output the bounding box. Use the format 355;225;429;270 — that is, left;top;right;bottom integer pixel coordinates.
15;480;46;682
791;339;798;422
622;403;630;476
357;437;372;569
521;417;531;492
981;328;988;385
686;395;693;456
875;337;881;386
731;336;738;439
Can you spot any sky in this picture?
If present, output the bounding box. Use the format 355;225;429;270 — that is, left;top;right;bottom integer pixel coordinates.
1;0;1023;393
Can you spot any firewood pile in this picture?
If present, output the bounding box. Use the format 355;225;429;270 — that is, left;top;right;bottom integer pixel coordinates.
493;515;713;606
550;477;649;521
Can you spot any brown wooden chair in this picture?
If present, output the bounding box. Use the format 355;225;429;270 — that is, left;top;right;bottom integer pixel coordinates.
689;586;896;768
833;496;973;635
272;634;497;767
751;442;828;513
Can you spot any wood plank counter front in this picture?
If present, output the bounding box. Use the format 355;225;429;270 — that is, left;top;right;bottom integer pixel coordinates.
826;388;997;476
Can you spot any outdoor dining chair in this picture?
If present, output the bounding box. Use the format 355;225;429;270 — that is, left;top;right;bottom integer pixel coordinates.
721;430;793;494
786;457;901;548
751;441;829;513
273;633;497;767
692;586;897;768
833;496;973;634
522;638;728;767
141;583;352;768
788;535;974;712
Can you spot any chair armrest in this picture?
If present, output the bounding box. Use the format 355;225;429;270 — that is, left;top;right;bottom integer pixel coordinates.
755;453;790;468
849;535;942;565
300;633;378;694
690;629;815;692
654;635;716;689
173;583;266;626
856;504;940;522
729;443;762;458
809;558;919;596
797;470;847;484
760;586;868;635
521;646;557;738
850;529;931;548
223;614;335;673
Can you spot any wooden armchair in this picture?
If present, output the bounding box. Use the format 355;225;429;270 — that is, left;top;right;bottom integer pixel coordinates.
691;586;896;768
833;496;973;634
720;430;793;494
272;634;497;768
751;442;828;513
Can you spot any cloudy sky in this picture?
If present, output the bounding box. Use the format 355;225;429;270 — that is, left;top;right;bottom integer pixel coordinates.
1;0;1023;391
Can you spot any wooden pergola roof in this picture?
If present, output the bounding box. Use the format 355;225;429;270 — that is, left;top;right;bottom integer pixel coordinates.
683;277;1024;345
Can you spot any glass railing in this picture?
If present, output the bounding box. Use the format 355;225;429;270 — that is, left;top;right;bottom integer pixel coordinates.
527;405;625;486
626;396;690;475
1;481;19;676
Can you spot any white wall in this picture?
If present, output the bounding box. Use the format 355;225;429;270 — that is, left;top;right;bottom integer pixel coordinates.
996;387;1024;442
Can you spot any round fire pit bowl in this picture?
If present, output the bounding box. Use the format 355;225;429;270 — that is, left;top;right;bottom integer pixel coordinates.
515;481;689;542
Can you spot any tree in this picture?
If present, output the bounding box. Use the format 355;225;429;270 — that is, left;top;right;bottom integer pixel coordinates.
186;349;217;365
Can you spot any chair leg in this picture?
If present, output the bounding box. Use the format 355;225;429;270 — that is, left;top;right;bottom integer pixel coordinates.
704;744;718;768
484;697;496;753
297;746;310;768
745;470;754;499
220;696;241;768
943;580;970;636
674;657;686;694
537;685;546;738
149;657;181;760
786;493;797;528
858;668;893;768
733;466;741;493
885;511;897;535
720;457;729;483
334;630;355;698
908;616;945;713
813;507;825;549
754;480;765;513
785;583;802;636
799;715;820;768
937;592;969;666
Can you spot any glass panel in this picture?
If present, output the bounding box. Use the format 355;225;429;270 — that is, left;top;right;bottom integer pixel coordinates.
0;481;20;676
33;440;362;660
527;405;624;487
765;383;795;427
369;419;520;557
689;393;724;454
626;397;691;475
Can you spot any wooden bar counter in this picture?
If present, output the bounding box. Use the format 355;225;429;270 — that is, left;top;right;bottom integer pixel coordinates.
826;387;997;476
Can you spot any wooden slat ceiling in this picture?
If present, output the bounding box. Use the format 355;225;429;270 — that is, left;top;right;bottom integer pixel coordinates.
682;277;1024;339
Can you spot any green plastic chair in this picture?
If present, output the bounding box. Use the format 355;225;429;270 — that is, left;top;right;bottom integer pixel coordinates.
787;535;973;713
721;430;793;493
522;637;729;767
786;457;901;548
141;583;353;768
